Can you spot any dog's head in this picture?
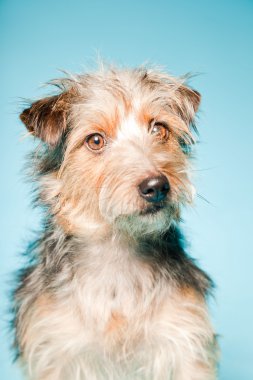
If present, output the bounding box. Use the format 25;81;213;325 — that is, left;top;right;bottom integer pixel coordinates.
20;67;200;238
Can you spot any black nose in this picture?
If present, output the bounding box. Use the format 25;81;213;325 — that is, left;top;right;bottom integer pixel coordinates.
138;175;170;203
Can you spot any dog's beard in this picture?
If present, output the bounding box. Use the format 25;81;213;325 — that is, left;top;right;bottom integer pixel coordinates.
113;204;179;238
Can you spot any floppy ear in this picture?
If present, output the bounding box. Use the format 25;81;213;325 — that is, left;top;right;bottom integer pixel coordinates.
173;85;201;125
20;92;71;147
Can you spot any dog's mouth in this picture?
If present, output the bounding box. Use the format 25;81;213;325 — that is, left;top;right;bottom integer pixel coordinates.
139;203;166;216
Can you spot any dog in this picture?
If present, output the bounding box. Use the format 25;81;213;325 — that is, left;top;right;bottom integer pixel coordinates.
13;65;218;379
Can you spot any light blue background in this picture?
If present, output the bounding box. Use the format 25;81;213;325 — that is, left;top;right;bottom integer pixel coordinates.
1;0;253;379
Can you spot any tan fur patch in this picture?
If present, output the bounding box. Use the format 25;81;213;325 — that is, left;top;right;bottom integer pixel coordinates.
105;311;127;334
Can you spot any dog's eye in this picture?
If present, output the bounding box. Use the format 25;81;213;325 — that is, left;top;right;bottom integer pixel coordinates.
85;133;105;151
150;121;170;142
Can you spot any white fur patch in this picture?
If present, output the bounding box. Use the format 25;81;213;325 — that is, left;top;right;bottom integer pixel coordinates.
117;113;145;142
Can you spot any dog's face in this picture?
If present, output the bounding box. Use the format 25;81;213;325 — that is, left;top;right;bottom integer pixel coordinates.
20;68;200;238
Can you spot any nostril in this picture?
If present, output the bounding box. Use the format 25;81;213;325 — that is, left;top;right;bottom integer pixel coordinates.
138;175;170;203
144;188;155;195
162;183;170;192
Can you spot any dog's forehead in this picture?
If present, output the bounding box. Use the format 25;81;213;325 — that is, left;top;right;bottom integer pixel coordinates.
70;69;187;145
116;113;144;141
74;80;157;136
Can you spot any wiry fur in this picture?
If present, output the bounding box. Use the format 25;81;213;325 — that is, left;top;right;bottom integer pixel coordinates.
13;65;218;379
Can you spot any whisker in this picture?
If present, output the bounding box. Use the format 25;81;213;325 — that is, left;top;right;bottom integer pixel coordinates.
191;166;218;172
196;193;213;205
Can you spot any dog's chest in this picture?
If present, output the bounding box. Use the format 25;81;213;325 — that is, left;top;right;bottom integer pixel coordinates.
74;242;162;335
61;246;213;379
71;241;198;352
26;241;215;379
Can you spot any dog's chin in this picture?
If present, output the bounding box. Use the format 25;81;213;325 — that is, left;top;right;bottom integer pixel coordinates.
114;204;176;238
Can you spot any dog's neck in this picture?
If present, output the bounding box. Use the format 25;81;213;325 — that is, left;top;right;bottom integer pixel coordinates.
41;219;211;299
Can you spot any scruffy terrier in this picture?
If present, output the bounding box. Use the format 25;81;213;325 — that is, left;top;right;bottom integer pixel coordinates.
13;66;218;380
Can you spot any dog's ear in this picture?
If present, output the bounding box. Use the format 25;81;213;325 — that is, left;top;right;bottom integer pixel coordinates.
173;85;201;125
20;92;72;147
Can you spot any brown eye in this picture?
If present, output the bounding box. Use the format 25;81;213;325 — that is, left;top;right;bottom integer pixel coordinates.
150;121;170;142
85;133;105;151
